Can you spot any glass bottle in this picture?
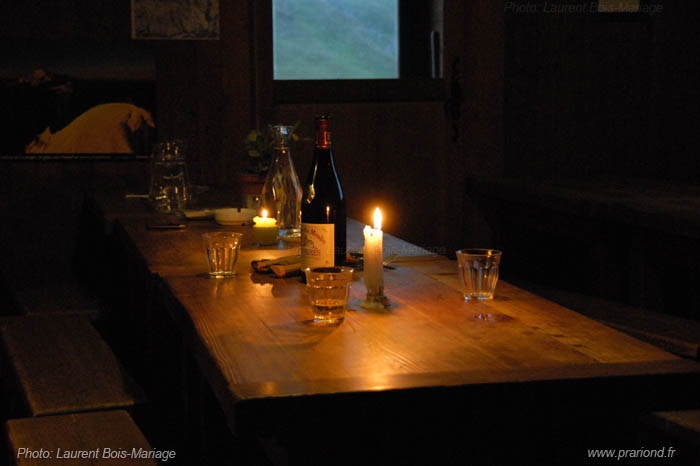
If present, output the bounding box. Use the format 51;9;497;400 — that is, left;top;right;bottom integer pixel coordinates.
301;116;346;268
260;125;302;237
149;139;189;213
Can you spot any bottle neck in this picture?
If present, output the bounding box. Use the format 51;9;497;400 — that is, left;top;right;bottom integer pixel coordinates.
314;119;331;150
271;148;295;176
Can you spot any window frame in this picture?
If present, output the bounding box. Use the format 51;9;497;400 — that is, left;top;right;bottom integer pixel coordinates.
255;0;446;105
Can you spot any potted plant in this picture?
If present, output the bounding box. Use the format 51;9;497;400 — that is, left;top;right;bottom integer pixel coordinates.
240;123;303;199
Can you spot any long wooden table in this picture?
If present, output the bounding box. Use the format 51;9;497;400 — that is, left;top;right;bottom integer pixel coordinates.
89;193;700;463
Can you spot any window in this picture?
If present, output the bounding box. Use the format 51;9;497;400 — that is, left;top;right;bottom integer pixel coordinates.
273;0;399;80
259;0;445;103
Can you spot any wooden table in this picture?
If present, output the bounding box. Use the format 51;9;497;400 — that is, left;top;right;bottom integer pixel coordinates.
89;193;700;464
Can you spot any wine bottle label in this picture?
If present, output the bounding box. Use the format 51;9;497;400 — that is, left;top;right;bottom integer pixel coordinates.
301;223;335;268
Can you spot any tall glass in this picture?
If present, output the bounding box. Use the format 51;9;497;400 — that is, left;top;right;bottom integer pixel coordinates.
149;140;190;213
260;125;302;237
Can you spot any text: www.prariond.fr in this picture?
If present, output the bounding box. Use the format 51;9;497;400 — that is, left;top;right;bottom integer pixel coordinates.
588;447;676;460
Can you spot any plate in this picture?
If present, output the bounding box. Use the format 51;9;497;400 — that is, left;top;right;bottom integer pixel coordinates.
214;208;256;225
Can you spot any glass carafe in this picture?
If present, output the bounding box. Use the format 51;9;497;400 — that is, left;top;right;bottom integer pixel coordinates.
149;140;189;213
260;125;302;237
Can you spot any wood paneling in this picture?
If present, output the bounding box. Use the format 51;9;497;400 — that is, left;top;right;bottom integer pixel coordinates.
502;3;699;183
274;102;448;253
151;0;507;256
155;0;255;187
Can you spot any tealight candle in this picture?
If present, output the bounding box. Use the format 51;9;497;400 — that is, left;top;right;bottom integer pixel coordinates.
361;207;389;309
253;209;279;245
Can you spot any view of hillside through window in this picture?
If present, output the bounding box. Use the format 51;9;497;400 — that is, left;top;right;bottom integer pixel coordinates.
273;0;399;80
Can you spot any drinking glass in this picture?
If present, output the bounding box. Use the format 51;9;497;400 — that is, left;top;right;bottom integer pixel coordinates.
149;140;190;213
304;267;354;323
202;232;243;278
456;249;502;300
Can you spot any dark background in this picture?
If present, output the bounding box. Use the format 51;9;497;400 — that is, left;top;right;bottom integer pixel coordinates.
1;0;698;317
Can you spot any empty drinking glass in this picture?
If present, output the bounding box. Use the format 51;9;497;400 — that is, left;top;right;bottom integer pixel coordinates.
149;140;190;213
202;232;243;278
456;249;502;300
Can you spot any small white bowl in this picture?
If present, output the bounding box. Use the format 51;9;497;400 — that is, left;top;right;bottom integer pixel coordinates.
214;208;257;225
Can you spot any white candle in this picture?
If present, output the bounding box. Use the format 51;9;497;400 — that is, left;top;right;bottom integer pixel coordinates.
363;208;384;296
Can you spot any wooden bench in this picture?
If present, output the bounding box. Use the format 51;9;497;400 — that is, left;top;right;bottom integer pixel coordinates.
0;314;145;418
5;410;161;466
640;410;700;464
469;175;700;319
11;281;100;321
649;410;700;445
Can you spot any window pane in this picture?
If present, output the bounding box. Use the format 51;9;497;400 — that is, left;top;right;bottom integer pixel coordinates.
273;0;398;80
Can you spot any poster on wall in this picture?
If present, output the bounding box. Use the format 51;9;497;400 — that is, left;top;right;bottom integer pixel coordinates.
131;0;220;40
1;42;157;158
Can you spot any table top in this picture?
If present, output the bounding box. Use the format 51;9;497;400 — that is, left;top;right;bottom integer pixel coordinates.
88;192;434;276
92;192;700;434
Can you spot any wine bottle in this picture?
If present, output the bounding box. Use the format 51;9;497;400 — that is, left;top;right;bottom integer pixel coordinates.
301;116;346;268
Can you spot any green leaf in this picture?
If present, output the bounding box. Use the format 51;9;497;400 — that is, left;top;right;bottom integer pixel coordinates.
246;130;260;143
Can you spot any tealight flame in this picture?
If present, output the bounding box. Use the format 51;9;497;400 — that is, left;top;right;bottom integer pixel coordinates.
262;209;268;219
373;207;382;230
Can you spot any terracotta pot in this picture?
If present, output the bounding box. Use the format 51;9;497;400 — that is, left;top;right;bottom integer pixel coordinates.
239;173;265;208
239;173;266;195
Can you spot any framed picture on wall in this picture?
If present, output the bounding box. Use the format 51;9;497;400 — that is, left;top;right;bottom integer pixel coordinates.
0;41;157;158
131;0;220;40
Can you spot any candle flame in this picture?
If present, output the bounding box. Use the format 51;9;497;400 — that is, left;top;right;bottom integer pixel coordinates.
262;209;268;219
373;207;382;230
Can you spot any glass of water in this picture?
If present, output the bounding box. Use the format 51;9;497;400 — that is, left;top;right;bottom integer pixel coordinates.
149;140;190;213
456;249;502;301
202;232;243;278
304;267;354;324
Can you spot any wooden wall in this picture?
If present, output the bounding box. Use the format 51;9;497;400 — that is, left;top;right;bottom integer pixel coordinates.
1;0;505;256
269;0;504;253
449;0;505;251
153;1;255;188
2;0;130;42
504;1;698;183
273;102;448;252
154;0;505;254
